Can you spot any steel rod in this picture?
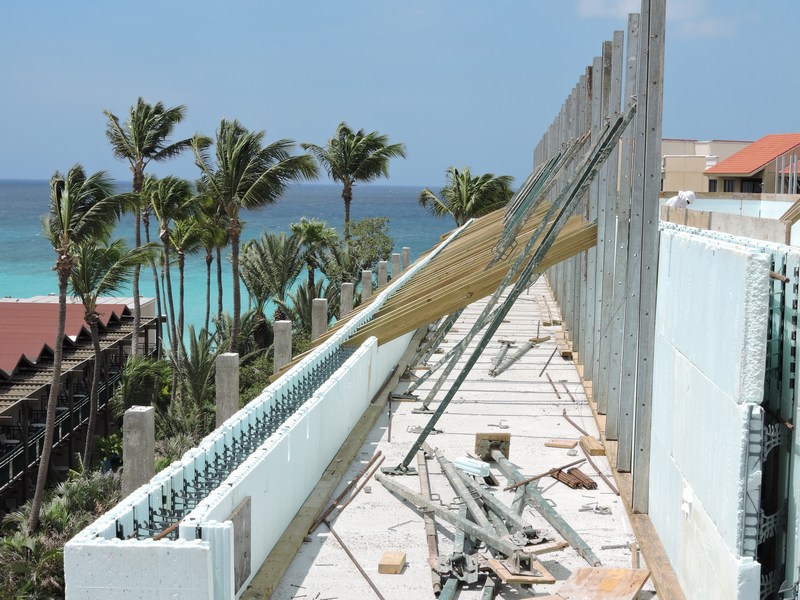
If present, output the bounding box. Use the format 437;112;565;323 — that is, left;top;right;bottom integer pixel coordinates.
417;450;442;596
538;347;558;377
309;451;383;534
562;408;590;436
376;473;521;557
336;455;386;513
503;458;587;491
491;449;601;567
325;521;387;600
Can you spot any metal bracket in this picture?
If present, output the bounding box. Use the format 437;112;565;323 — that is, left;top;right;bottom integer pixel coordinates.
438;552;479;583
758;508;784;545
762;423;788;460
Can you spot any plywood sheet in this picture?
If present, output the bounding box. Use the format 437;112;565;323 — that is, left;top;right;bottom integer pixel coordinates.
557;567;650;599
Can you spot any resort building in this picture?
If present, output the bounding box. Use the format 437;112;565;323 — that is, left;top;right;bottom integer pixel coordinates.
661;138;751;193
705;133;800;194
0;297;158;511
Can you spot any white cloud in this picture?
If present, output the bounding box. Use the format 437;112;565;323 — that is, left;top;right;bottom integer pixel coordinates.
576;0;639;19
576;0;736;39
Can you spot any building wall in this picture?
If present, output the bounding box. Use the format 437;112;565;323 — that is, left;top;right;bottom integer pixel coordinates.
662;155;709;192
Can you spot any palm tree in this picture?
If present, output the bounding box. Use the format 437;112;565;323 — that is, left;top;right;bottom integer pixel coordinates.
192;119;318;350
240;232;304;348
193;192;228;331
69;238;154;466
290;218;339;289
418;167;514;227
171;215;204;348
275;279;337;336
146;176;195;351
30;165;123;532
104;98;192;357
302;122;406;240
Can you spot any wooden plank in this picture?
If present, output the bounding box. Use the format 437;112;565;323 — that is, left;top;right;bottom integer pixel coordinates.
487;558;556;585
521;540;570;556
580;435;605;456
604;13;640;443
545;439;578;449
229;496;252;593
557;567;650;599
632;0;667;513
378;551;406;574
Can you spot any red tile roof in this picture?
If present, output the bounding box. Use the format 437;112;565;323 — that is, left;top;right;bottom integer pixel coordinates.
0;302;129;379
705;134;800;176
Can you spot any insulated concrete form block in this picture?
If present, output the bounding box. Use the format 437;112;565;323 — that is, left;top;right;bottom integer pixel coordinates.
64;539;214;599
650;227;768;599
678;489;760;600
655;229;769;406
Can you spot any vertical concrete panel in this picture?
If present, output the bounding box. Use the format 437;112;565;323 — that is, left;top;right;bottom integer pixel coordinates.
311;298;328;341
361;270;373;302
402;247;410;270
340;282;354;318
273;321;292;374
216;353;240;428
377;260;389;288
391;253;401;278
122;406;155;498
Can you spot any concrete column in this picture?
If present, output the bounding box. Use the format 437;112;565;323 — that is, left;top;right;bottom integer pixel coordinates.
122;406;155;498
215;353;240;427
340;282;354;318
273;320;292;374
311;298;328;341
378;261;389;288
391;253;401;279
402;247;411;270
361;270;373;302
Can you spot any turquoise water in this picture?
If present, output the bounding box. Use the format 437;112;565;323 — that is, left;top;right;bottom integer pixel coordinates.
0;181;453;334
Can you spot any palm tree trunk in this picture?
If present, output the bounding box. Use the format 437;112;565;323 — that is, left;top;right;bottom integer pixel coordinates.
144;215;164;354
83;317;101;466
216;246;224;322
29;264;69;532
163;245;179;361
205;252;213;332
230;219;242;352
342;182;353;241
131;211;142;357
178;251;186;350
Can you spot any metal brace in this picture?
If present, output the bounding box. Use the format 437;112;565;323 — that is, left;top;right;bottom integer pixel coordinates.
758;508;784;544
437;552;479;584
762;423;788;460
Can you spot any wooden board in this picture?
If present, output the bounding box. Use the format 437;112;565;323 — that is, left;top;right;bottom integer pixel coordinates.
487;558;556;585
378;551;406;574
580;435;605;456
230;496;252;593
546;439;578;449
521;540;570;556
557;567;650;599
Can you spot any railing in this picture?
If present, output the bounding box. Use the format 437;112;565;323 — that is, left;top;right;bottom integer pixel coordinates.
0;370;122;493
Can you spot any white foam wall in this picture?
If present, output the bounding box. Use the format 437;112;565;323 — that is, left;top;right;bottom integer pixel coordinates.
64;538;214;599
65;223;470;599
649;227;768;599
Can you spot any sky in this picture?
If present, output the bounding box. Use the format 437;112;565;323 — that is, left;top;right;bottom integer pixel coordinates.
1;0;797;188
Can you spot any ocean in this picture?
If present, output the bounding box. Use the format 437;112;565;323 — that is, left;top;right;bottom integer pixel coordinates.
0;180;453;334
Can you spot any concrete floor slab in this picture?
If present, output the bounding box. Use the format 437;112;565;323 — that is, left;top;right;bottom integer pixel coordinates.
273;280;657;599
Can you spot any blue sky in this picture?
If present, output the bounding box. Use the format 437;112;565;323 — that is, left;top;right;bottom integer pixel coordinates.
0;0;797;187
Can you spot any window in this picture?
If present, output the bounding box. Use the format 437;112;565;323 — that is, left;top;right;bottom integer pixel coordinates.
708;179;717;192
723;178;735;193
741;179;762;194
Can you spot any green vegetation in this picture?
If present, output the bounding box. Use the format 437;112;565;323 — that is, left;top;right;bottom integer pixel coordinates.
302;122;406;239
419;166;514;227
3;98;412;598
